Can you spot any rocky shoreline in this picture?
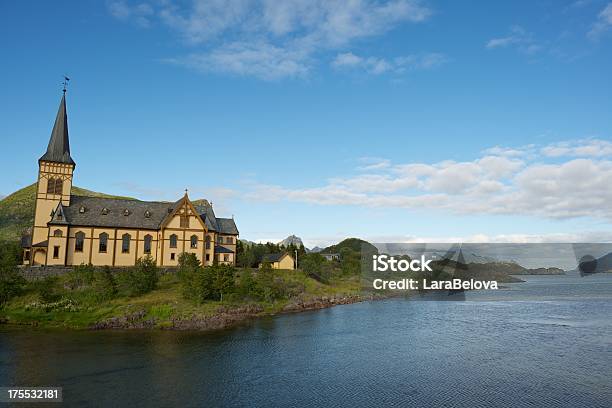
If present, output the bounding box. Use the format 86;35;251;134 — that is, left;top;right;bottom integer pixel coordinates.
90;293;381;331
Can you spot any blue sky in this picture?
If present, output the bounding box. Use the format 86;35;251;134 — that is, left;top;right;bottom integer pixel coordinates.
1;0;611;247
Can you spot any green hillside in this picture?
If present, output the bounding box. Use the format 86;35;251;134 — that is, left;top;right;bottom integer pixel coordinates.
323;238;378;254
0;183;132;242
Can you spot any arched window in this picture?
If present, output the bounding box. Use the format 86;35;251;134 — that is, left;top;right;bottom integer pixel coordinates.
169;234;177;248
190;235;198;249
99;232;108;253
144;234;153;254
53;229;63;237
122;233;131;253
46;178;56;194
75;231;85;252
227;237;233;244
218;236;224;244
205;235;211;249
54;179;63;195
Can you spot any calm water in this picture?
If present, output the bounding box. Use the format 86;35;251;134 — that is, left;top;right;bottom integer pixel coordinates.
1;273;611;407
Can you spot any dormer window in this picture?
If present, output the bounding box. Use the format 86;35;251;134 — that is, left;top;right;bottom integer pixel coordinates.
79;206;86;213
144;210;151;218
123;209;130;216
101;208;109;215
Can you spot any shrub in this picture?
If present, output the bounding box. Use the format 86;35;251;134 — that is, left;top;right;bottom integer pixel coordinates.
64;263;95;290
0;243;26;305
119;256;158;296
91;267;118;301
30;276;60;303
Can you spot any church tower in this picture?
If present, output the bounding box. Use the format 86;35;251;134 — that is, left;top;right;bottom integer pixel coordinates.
30;92;75;264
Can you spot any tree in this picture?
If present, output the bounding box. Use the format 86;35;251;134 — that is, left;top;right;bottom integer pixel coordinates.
0;241;26;304
121;256;158;296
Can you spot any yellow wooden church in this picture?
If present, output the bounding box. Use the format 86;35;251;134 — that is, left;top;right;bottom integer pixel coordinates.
22;92;238;267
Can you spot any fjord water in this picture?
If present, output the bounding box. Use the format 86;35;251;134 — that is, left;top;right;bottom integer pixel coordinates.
1;273;611;407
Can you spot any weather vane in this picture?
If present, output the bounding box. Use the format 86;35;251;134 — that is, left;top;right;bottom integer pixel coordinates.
62;75;70;94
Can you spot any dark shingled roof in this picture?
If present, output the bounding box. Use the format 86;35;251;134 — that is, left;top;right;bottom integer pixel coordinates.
217;218;239;235
262;253;291;262
39;94;75;165
21;234;32;248
47;196;240;234
49;196;175;229
214;245;234;254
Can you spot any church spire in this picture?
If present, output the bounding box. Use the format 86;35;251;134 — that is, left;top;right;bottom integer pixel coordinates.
39;92;75;165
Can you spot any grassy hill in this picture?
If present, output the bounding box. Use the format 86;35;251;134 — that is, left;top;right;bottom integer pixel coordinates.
0;183;132;242
323;238;378;254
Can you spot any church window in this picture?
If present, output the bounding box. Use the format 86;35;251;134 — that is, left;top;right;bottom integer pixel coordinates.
46;178;56;194
218;236;224;244
99;233;108;253
224;254;229;262
53;246;60;259
170;253;175;260
122;233;131;253
205;235;211;249
206;254;210;262
53;229;62;237
169;234;178;248
180;215;189;228
75;231;85;252
54;178;63;195
144;234;152;254
227;237;233;244
101;208;109;215
190;235;198;249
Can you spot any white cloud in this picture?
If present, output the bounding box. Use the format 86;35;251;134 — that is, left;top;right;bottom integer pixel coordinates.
486;25;541;55
541;139;612;158
588;3;612;39
166;42;310;80
241;139;612;220
108;1;153;27
108;0;434;80
332;52;447;75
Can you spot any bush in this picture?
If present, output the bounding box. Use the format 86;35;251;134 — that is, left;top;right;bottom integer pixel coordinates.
91;267;118;301
119;256;158;296
177;254;235;303
30;276;61;303
0;242;26;305
64;263;95;290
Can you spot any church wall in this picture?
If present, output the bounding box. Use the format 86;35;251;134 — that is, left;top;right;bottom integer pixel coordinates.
89;228;116;266
46;226;69;266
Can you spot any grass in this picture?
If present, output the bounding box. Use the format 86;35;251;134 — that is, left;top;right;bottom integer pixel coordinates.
0;183;133;241
0;269;362;329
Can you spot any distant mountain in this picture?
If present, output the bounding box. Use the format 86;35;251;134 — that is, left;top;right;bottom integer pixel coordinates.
309;246;323;253
278;235;305;248
323;238;378;254
0;183;132;242
240;239;256;246
577;252;612;274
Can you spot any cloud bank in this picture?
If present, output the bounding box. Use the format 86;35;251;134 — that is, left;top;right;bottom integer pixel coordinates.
243;139;612;220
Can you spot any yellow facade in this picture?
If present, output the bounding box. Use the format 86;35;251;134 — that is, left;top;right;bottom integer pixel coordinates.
24;94;238;268
261;253;295;270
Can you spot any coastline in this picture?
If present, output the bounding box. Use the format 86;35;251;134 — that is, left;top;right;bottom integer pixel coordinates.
1;293;383;332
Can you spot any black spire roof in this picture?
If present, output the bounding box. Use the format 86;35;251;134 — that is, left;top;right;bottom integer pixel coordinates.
39;93;75;165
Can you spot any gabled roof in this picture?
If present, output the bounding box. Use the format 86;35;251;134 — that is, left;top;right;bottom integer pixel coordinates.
262;253;292;262
217;218;239;235
48;196;176;229
39;94;75;165
194;200;219;231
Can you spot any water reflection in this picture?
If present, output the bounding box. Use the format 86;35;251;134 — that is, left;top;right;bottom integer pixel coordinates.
1;274;612;407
